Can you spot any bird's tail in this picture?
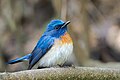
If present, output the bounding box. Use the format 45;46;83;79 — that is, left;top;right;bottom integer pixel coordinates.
7;54;31;64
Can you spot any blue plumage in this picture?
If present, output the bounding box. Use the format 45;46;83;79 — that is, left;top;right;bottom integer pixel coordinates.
28;36;54;69
8;19;72;69
7;54;31;64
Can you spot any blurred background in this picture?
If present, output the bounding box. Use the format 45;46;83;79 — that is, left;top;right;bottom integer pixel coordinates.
0;0;120;72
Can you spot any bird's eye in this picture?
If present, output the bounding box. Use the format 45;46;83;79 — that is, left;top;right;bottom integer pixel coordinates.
55;26;60;30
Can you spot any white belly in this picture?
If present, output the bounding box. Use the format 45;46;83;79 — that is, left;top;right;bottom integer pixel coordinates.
38;43;73;67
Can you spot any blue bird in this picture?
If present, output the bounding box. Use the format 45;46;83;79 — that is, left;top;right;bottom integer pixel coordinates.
8;19;73;70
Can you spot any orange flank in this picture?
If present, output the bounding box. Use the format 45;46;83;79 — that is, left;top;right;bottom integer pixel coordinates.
61;32;73;44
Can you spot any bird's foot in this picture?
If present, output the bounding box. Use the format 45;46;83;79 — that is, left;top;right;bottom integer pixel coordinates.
61;64;75;68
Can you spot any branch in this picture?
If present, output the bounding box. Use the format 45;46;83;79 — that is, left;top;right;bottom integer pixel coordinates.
0;67;120;80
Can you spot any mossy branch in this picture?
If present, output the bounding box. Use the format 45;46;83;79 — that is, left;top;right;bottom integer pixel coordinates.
0;67;120;80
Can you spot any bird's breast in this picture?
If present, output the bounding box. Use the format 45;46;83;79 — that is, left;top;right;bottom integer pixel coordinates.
38;32;73;67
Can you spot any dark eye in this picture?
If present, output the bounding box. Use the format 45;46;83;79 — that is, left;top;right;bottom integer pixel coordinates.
55;26;61;30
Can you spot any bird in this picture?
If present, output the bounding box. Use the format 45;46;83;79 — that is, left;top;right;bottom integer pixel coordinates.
7;19;73;70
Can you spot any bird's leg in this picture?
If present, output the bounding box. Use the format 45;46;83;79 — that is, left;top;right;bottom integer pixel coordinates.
57;64;63;67
56;64;68;68
60;64;75;68
50;65;61;68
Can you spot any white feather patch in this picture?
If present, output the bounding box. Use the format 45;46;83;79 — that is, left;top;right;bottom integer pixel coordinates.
38;40;73;67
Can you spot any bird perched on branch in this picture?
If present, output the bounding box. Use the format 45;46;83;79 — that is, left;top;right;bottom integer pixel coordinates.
8;19;73;70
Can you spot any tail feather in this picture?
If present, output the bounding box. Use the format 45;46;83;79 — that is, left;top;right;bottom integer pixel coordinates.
7;54;31;64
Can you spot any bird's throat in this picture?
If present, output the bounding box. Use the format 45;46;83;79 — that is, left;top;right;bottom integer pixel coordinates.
60;32;73;44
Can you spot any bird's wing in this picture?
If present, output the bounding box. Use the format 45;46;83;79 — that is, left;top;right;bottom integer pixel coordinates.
28;35;54;69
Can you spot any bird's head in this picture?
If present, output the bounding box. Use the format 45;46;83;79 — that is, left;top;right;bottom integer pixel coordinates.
44;19;70;38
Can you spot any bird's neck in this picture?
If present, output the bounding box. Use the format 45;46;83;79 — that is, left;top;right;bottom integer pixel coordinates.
60;32;73;44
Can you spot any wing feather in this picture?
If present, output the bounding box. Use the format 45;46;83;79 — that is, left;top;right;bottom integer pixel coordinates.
28;35;54;69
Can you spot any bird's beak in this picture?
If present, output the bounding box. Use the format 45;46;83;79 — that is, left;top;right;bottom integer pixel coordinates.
62;21;70;28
